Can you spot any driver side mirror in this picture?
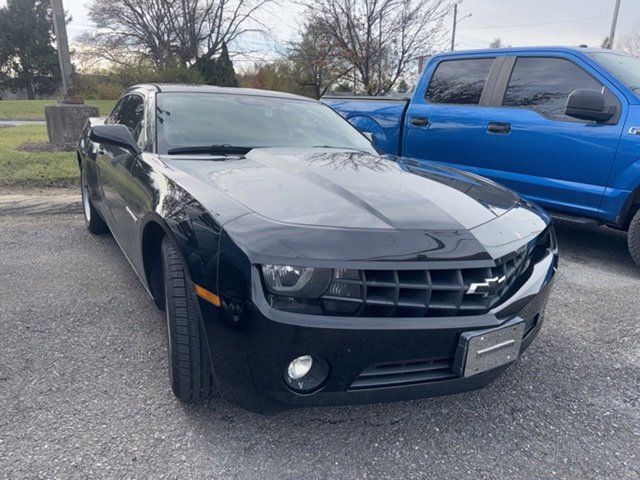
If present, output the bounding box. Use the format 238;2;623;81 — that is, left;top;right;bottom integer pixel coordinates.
90;124;142;155
565;89;616;123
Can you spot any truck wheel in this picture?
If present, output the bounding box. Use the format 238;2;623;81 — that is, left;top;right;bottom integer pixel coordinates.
81;166;109;234
629;209;640;268
161;236;216;402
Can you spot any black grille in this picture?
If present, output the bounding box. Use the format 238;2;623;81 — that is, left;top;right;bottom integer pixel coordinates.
349;357;455;390
321;248;531;317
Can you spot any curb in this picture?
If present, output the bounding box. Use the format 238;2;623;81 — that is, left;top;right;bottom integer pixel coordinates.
0;118;45;122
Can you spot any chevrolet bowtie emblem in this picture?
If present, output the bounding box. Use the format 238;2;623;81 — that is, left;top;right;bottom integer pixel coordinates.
467;275;506;296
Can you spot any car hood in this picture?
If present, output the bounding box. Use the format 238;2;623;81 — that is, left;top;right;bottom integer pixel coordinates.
167;148;519;231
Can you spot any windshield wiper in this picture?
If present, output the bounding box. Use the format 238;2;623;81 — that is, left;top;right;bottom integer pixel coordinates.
166;144;254;155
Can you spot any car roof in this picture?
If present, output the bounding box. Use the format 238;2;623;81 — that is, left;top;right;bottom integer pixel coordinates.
430;46;620;59
126;84;316;102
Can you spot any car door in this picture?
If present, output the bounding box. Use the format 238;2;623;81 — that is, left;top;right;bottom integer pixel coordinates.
480;54;626;218
402;55;506;178
96;93;146;255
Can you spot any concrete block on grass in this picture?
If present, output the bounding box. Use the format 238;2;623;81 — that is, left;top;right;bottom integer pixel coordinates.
45;104;100;147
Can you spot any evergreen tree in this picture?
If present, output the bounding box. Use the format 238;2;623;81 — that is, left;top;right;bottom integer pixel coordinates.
210;44;238;87
396;79;410;93
0;0;61;98
194;57;217;85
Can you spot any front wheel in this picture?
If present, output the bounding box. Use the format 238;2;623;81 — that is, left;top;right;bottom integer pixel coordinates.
161;236;216;402
628;208;640;268
80;166;109;234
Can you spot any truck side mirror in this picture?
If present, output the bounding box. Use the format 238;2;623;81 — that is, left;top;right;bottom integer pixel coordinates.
362;131;374;142
90;124;142;155
565;89;615;123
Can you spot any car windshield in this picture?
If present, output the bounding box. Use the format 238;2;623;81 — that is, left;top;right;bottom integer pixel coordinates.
155;92;377;155
589;52;640;93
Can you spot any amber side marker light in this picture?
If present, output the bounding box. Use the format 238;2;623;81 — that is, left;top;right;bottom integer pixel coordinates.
194;284;221;307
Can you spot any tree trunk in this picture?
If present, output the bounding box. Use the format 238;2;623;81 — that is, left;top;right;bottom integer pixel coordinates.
22;68;35;100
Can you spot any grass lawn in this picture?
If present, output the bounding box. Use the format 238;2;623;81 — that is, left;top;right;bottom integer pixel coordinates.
0;99;116;120
0;125;78;187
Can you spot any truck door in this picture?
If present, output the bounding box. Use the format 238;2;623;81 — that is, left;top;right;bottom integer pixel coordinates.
479;54;625;218
402;55;505;177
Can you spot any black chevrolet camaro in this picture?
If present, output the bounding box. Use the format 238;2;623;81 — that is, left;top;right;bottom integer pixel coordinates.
77;84;557;412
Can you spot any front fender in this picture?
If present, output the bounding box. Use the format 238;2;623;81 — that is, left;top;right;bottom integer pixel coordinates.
601;108;640;224
137;190;222;298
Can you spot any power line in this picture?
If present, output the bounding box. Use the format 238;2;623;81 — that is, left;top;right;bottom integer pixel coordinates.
456;34;492;46
458;10;640;30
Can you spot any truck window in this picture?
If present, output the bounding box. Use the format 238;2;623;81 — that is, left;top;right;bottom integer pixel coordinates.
425;58;494;105
502;57;603;120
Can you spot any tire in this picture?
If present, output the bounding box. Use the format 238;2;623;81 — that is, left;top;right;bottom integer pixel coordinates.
80;166;109;234
628;208;640;268
161;236;215;402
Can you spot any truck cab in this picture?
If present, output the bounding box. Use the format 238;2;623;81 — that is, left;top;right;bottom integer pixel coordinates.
324;47;640;266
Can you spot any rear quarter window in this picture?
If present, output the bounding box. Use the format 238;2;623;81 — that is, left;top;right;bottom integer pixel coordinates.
425;58;495;105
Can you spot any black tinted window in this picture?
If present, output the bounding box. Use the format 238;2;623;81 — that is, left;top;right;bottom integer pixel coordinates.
503;57;603;120
425;58;494;104
113;95;144;132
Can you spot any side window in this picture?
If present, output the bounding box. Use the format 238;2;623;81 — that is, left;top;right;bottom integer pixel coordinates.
425;58;495;105
502;57;605;120
112;94;145;138
108;99;125;124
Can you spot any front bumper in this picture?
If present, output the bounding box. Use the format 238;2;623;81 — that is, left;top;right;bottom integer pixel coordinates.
199;252;556;413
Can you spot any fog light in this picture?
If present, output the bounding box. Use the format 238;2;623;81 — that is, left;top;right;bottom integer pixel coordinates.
288;355;313;380
284;355;330;394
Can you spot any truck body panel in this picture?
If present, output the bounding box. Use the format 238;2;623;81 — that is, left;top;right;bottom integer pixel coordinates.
323;46;640;227
324;97;408;155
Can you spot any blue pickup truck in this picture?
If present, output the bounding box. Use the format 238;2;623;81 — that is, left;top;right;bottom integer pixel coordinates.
323;46;640;266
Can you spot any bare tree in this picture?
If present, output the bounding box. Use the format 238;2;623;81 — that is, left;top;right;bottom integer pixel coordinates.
83;0;271;70
619;32;640;58
288;20;352;98
298;0;452;95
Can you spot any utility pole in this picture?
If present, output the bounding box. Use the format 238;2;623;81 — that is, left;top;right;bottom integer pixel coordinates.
451;4;457;51
50;0;74;97
45;0;97;147
450;4;471;52
607;0;622;49
418;56;426;73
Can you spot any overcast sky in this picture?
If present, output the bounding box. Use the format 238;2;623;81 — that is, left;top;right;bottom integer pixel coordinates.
9;0;640;58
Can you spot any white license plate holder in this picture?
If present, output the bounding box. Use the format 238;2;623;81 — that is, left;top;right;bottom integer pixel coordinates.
454;319;525;377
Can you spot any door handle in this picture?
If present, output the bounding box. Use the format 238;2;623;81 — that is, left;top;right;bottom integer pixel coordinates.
410;116;430;127
487;122;511;134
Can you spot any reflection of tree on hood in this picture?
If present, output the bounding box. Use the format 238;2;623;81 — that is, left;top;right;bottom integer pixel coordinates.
304;152;395;173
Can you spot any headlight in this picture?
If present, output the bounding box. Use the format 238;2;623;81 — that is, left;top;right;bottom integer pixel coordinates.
261;265;332;299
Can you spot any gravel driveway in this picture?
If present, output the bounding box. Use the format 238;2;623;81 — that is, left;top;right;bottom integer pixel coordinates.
1;198;638;479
